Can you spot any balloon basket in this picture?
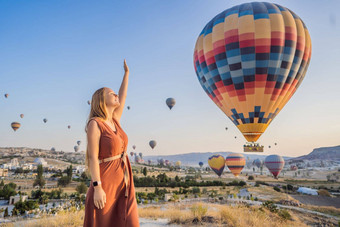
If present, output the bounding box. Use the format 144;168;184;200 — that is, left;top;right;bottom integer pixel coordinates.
243;142;264;152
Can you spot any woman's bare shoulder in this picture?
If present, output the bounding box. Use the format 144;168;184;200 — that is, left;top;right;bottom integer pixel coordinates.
87;118;102;133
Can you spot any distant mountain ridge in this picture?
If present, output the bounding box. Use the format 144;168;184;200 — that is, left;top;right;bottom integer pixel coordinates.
143;151;292;167
290;145;340;161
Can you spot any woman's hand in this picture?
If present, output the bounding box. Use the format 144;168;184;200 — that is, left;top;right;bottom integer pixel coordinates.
94;186;106;209
124;59;129;73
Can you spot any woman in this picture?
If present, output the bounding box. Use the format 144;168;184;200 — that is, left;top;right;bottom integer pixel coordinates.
83;60;140;227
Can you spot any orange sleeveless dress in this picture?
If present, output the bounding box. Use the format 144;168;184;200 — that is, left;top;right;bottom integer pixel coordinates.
83;117;140;227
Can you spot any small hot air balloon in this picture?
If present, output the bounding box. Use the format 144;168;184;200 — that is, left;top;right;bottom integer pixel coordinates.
208;155;225;177
265;155;285;178
253;158;263;168
139;152;143;159
199;162;204;168
43;118;48;123
275;143;277;146
11;122;21;131
175;161;181;167
149;140;157;149
159;158;165;166
74;146;79;152
127;106;130;110
20;114;24;118
234;136;237;139
225;127;228;131
51;147;56;152
290;165;298;171
77;141;81;146
4;94;9;98
130;152;134;157
194;2;312;143
68;125;71;129
166;98;176;110
268;145;271;149
165;160;170;166
132;145;136;150
87;100;91;105
148;160;152;165
135;155;141;163
225;153;246;177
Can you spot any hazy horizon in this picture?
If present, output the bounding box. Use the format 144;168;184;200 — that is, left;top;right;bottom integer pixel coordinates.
1;0;340;158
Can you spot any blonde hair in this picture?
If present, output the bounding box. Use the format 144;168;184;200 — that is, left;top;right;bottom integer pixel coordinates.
84;87;109;176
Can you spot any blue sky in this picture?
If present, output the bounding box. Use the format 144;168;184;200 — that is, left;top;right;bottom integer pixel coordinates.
1;0;339;157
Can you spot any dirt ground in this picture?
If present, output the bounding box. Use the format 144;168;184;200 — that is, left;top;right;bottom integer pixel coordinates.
291;194;340;209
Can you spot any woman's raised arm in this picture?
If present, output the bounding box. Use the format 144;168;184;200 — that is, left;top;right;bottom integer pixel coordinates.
114;59;129;122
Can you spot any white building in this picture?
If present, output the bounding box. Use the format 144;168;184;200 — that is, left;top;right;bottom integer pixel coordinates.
74;166;86;174
164;193;172;201
9;194;28;205
33;158;47;166
11;158;19;167
22;163;34;170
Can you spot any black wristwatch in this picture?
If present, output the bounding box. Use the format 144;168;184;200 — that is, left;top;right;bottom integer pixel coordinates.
93;181;102;187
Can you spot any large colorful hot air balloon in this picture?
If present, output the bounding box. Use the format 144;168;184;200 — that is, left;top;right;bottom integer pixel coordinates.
264;154;285;178
193;2;312;143
166;98;176;110
11;122;21;131
149;140;157;149
225;153;246;177
253;158;263;168
199;161;204;168
208;154;225;177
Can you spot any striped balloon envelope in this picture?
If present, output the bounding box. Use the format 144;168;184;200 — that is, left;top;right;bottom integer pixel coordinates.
208;154;225;177
264;154;285;178
193;2;312;143
225;153;246;177
11;122;21;131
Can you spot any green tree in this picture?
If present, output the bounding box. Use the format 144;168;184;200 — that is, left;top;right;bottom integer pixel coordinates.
0;183;17;200
4;207;9;217
142;167;148;177
66;165;73;180
58;176;71;187
76;182;88;194
33;164;45;188
175;175;180;182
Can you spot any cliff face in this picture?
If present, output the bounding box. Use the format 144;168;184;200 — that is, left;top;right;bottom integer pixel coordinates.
293;145;340;161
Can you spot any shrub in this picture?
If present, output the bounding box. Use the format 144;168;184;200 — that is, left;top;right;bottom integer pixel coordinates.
262;201;278;213
278;209;291;220
273;186;281;192
318;189;331;197
190;203;207;221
